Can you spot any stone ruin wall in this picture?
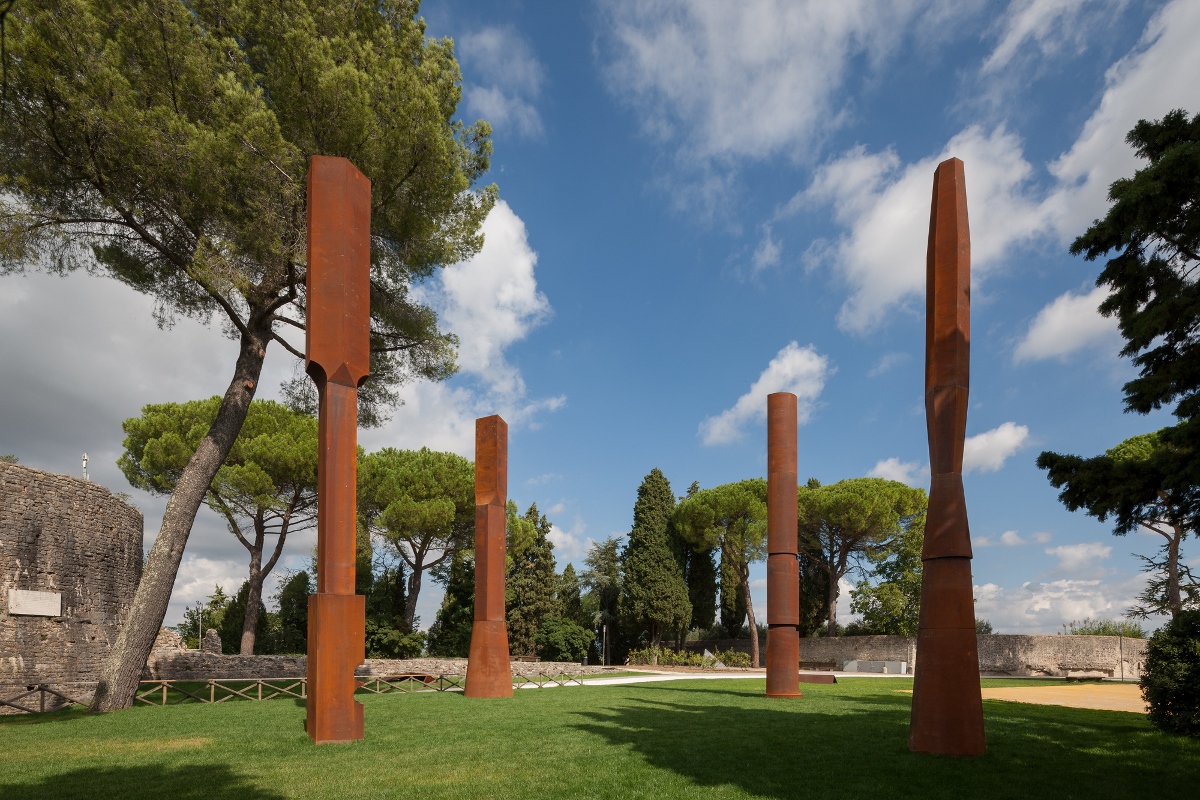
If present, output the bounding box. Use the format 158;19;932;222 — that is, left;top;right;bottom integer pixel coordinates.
0;463;144;713
686;633;1148;678
145;633;611;681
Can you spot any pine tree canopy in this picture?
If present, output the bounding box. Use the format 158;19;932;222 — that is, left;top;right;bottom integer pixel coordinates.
1038;427;1199;617
1071;109;1200;421
358;447;475;630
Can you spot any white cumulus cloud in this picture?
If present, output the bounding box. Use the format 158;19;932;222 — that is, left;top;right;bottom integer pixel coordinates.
361;201;563;458
963;421;1030;474
972;575;1140;633
799;126;1044;332
868;457;929;487
1046;542;1113;571
460;26;547;138
799;0;1200;334
699;342;831;445
548;517;593;562
1014;285;1120;362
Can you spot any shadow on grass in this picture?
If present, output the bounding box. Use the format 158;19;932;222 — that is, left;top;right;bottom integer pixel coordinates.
571;685;1200;799
1;763;286;800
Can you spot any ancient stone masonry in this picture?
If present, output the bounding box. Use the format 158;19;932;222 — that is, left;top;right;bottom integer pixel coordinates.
0;462;143;713
144;646;610;681
689;634;1148;679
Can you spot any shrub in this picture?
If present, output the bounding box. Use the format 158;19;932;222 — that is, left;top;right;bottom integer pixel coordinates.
1141;610;1200;737
714;648;751;668
624;647;752;668
1063;617;1146;638
365;620;426;659
535;617;595;662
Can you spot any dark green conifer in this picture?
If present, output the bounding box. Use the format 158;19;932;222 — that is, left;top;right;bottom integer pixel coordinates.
506;503;560;656
719;548;747;636
620;469;691;652
686;547;718;631
427;550;475;657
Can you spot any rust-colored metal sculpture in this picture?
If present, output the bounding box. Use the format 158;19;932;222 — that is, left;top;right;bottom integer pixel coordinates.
766;392;802;698
465;415;514;698
305;156;371;744
909;157;985;756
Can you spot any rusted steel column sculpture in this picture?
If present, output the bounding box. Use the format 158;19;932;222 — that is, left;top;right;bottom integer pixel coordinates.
909;158;985;756
766;392;802;698
305;156;370;744
465;415;514;698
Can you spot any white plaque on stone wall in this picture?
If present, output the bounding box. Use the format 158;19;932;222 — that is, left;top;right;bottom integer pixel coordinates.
7;589;62;617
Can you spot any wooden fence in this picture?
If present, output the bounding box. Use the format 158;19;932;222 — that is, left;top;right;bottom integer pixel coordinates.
2;671;588;714
132;671;586;707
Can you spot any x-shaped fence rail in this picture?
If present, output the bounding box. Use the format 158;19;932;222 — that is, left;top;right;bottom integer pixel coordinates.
2;671;589;713
0;684;89;714
131;671;587;707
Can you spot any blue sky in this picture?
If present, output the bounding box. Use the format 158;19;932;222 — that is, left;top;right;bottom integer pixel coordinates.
3;0;1198;634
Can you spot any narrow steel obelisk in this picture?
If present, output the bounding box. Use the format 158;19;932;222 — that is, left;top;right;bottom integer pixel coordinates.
908;157;986;756
765;392;801;698
305;155;370;743
465;415;514;698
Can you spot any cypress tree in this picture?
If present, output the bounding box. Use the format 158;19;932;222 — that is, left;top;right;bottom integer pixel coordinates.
719;548;747;636
680;480;717;633
620;469;692;654
559;564;588;628
506;503;560;656
427;550;475;657
275;571;311;654
687;547;718;631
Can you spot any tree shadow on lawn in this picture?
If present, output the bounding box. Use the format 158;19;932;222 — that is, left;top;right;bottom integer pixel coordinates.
1;762;287;800
571;685;1200;799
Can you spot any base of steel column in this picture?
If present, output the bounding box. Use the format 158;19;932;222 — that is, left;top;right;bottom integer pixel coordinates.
465;619;513;698
765;627;802;698
909;557;985;756
306;593;365;744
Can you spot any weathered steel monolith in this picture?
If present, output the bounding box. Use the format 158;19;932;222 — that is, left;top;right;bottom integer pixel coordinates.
305;155;370;744
766;392;802;698
908;157;986;756
465;415;514;698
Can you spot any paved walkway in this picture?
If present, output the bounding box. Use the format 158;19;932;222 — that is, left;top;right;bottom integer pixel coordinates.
572;670;904;687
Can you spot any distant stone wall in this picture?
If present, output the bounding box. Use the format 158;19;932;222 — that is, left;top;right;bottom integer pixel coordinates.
0;463;143;713
686;634;1148;678
144;649;609;680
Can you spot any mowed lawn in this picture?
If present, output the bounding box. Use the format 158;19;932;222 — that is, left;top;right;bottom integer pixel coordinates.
2;678;1198;799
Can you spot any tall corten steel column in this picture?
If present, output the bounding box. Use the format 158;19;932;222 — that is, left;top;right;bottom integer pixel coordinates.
465;415;514;698
908;157;985;756
305;156;370;744
766;392;802;698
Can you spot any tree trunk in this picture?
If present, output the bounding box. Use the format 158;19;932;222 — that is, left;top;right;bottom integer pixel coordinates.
1167;525;1183;617
90;325;269;711
404;559;424;631
240;516;266;655
739;561;759;668
827;568;839;637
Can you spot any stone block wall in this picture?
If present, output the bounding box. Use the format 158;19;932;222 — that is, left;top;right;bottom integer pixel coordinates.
686;633;1148;678
144;646;609;681
1;463;144;713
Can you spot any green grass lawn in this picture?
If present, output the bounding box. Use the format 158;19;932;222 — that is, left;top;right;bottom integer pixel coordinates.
1;677;1197;799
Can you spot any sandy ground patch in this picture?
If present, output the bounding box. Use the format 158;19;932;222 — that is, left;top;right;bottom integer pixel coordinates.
980;683;1146;713
895;683;1146;713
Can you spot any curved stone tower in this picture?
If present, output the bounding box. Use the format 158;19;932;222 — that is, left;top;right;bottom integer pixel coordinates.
0;462;143;712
